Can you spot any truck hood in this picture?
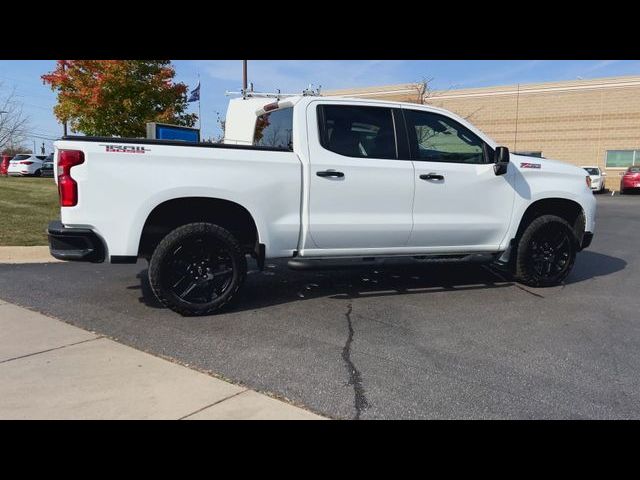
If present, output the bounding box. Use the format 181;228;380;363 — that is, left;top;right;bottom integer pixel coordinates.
511;154;587;178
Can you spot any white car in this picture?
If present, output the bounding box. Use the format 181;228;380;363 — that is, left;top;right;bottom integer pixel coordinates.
47;94;597;316
582;166;606;193
7;154;49;176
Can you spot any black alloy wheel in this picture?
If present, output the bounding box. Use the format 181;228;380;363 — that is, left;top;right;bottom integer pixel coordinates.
149;223;247;316
514;215;578;287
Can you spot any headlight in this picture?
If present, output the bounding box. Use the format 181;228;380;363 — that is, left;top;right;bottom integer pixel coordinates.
586;175;592;188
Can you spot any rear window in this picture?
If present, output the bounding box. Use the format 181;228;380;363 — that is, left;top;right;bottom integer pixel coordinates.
253;108;293;150
12;154;30;161
628;167;640;173
583;167;599;175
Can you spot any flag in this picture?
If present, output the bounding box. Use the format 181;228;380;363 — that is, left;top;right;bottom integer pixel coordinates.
188;82;200;102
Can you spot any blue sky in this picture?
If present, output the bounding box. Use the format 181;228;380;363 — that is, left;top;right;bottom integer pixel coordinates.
1;60;640;152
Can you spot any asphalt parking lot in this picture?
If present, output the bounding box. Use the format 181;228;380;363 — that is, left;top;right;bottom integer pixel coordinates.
1;194;638;419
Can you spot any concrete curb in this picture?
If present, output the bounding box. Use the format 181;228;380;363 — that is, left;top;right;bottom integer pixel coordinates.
0;246;62;264
0;299;325;420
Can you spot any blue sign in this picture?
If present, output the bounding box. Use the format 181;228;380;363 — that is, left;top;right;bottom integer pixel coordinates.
147;123;200;143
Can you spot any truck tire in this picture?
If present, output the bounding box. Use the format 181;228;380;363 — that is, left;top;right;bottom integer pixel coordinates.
148;222;247;316
514;214;578;288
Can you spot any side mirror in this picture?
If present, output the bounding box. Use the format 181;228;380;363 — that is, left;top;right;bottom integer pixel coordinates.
493;146;510;176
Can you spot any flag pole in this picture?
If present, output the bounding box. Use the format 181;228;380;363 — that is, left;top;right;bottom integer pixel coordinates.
198;72;202;140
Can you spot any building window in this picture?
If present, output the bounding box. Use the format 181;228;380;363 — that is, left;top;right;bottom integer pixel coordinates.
606;150;639;168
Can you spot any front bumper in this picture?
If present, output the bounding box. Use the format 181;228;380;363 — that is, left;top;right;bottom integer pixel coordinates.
47;220;105;263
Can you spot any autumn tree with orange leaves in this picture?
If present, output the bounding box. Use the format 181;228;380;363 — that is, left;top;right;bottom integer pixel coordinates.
42;60;198;137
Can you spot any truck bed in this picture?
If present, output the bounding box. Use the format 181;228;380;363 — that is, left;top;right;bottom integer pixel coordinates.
54;136;302;261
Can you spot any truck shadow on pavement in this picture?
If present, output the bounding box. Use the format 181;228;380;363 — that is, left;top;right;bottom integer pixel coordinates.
132;250;625;314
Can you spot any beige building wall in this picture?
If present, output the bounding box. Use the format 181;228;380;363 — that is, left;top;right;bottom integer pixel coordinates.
325;76;640;184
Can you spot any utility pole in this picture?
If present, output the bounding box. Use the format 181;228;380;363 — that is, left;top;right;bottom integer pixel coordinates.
62;61;68;136
242;60;248;97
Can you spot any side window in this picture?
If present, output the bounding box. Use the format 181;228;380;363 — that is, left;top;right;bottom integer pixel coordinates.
318;105;397;160
404;109;488;164
253;107;293;150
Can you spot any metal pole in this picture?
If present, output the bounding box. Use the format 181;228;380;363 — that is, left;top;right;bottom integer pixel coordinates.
62;61;68;136
198;72;202;139
242;60;248;96
514;83;520;151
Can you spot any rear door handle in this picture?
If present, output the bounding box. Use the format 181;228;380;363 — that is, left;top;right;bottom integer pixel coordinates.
420;173;444;181
317;170;344;178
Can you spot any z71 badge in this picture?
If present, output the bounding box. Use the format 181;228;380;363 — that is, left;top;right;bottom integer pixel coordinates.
101;144;149;154
520;162;541;169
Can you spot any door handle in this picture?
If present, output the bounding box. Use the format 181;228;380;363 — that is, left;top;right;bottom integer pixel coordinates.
420;173;444;181
317;170;345;178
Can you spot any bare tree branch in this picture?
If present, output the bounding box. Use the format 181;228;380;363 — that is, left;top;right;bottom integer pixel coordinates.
0;82;30;153
415;78;481;121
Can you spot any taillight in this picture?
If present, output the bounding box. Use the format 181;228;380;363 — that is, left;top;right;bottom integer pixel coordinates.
586;175;592;188
20;161;34;165
57;149;84;207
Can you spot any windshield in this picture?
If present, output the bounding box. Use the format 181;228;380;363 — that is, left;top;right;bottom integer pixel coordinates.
583;167;599;175
628;167;640;173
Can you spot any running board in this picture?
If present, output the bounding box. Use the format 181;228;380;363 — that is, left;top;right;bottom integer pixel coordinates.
287;253;501;271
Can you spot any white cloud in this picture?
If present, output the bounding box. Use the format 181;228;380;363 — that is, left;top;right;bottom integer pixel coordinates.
578;60;621;74
455;60;544;88
195;60;409;93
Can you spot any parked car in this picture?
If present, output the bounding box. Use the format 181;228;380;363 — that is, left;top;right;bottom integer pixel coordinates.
47;94;596;316
582;166;606;193
7;154;48;176
0;155;11;176
40;161;54;177
620;166;640;194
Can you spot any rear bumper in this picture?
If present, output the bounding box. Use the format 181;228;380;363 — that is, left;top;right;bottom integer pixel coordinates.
47;220;105;263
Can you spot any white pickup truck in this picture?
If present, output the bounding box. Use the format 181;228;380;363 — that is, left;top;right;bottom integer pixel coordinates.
48;94;596;316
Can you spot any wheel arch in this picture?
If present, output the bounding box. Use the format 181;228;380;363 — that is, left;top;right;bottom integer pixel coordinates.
138;196;262;259
515;197;586;245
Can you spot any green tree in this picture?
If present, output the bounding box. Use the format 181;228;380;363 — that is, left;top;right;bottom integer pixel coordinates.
42;60;198;137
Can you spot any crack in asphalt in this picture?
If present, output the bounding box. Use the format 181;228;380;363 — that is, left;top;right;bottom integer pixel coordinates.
341;302;370;420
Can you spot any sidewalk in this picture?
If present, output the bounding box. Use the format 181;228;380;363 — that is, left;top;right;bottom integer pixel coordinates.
0;298;324;420
0;246;61;264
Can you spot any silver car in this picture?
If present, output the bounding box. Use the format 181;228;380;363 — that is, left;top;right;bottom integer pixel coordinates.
582;166;606;193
